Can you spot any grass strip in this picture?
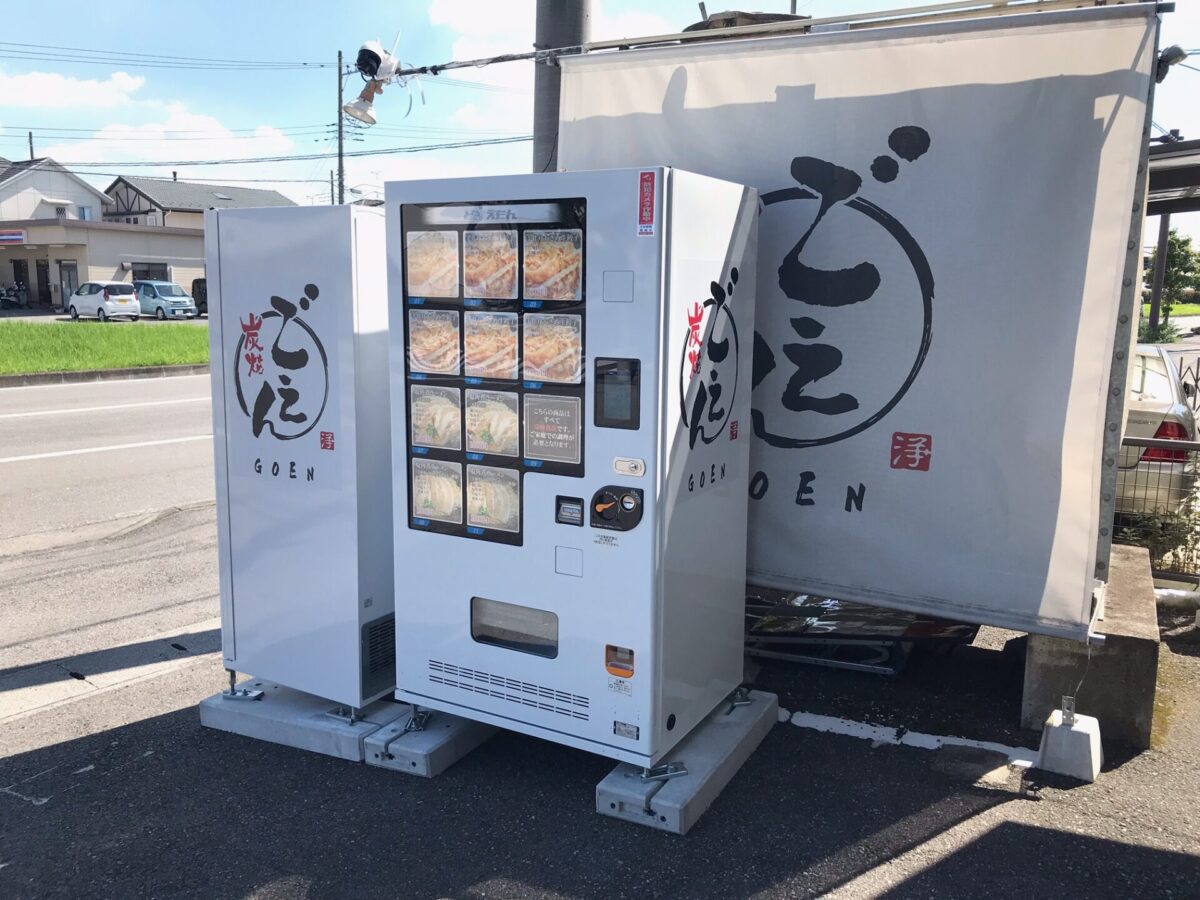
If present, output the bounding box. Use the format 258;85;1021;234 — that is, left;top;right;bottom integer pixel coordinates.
0;321;209;375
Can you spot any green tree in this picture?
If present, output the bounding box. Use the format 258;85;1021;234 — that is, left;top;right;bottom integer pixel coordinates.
1145;227;1200;322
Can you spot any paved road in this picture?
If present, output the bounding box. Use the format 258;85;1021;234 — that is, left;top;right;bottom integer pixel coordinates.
0;373;220;726
1;375;1199;898
0;374;214;540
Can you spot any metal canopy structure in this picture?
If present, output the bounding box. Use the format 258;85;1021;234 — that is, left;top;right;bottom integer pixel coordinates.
1148;139;1200;216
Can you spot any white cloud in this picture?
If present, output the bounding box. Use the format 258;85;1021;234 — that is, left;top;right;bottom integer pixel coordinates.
38;106;303;202
591;7;679;42
417;0;679;169
41;106;293;167
0;70;145;108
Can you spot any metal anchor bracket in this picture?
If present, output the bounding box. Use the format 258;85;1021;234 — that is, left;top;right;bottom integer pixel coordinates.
403;707;433;734
323;705;365;725
380;707;433;760
726;686;754;713
1062;695;1077;727
222;669;263;701
629;761;689;783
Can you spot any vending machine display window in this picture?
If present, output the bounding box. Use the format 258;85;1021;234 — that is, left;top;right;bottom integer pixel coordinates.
400;199;587;546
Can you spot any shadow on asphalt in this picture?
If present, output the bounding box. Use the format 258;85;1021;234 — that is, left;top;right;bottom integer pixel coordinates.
0;628;220;688
753;634;1033;749
880;821;1200;896
0;704;1012;899
1;630;1192;896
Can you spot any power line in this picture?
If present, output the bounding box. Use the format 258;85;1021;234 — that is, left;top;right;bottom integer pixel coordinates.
60;134;531;168
0;40;329;69
0;51;327;71
0;122;520;138
80;174;332;184
0;40;328;65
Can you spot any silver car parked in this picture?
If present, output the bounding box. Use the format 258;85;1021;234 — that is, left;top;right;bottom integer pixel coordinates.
1116;344;1197;515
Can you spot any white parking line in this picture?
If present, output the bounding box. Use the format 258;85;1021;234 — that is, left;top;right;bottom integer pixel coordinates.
0;398;209;420
0;434;212;465
784;709;1038;765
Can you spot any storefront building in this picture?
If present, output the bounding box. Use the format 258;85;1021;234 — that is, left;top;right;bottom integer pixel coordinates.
0;218;204;309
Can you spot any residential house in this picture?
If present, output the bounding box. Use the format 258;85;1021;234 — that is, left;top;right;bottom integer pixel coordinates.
1;161;294;309
103;176;294;228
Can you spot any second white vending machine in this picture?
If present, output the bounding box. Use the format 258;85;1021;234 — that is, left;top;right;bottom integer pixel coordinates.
387;168;757;766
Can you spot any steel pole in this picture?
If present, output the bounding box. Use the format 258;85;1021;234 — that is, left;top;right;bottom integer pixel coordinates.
1149;213;1171;329
337;51;345;205
533;0;590;173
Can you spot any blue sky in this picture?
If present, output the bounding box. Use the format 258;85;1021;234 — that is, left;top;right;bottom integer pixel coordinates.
0;0;1196;238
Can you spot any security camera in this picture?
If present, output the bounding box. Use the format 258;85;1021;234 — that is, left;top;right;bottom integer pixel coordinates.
354;40;398;82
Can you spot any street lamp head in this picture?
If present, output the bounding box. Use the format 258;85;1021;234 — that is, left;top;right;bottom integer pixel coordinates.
1157;45;1189;83
342;97;377;125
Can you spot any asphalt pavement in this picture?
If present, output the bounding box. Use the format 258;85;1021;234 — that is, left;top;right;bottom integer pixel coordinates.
1;374;1199;898
0;374;214;540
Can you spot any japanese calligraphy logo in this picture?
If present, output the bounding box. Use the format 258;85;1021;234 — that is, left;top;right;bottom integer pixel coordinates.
752;126;935;449
680;268;740;450
233;283;330;441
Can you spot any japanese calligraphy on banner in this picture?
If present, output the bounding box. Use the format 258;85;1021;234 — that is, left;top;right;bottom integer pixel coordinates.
559;6;1156;638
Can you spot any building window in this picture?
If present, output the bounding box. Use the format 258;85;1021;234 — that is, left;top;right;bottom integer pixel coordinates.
78;206;92;221
55;206;67;218
131;263;169;281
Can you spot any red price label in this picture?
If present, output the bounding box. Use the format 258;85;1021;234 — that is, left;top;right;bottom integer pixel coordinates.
638;171;655;236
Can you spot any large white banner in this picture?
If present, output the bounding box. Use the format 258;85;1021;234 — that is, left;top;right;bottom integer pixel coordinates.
559;6;1156;638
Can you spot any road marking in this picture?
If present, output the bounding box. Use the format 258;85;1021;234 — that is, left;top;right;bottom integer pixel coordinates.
0;397;209;420
0;434;211;465
784;709;1038;765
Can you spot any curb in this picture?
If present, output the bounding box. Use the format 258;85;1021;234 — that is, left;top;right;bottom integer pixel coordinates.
0;363;210;388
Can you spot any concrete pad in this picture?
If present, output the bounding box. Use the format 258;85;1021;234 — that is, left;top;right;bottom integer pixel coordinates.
1022;545;1160;749
198;680;410;762
596;690;778;835
1037;709;1103;782
364;708;496;777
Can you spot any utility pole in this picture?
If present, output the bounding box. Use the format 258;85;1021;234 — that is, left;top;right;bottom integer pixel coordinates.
337;50;346;205
330;170;335;205
1148;213;1172;330
532;0;590;173
28;131;34;160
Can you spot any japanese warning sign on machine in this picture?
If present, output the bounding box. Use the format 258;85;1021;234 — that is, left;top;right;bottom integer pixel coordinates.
558;5;1157;638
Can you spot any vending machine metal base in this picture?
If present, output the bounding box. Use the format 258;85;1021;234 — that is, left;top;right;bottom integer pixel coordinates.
387;168;759;768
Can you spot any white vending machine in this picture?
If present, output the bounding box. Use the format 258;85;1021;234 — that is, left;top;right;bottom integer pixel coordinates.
207;205;395;709
387;168;757;765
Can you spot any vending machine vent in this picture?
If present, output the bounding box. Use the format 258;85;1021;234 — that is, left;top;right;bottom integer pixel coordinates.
428;660;590;721
361;614;396;699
